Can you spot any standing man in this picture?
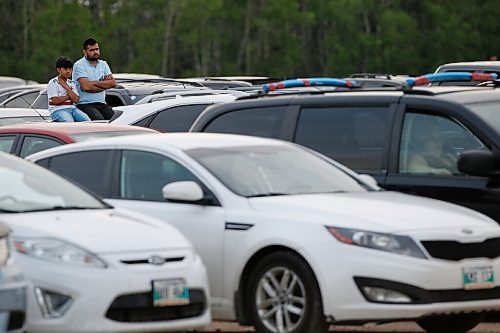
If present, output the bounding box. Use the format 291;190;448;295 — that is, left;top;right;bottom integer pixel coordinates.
72;37;116;120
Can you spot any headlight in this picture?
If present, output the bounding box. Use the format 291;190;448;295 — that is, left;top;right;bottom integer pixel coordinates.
13;238;107;268
0;237;9;266
326;226;427;259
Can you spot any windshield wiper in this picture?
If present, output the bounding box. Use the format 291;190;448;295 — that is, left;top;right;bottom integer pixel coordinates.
21;206;103;213
247;192;288;198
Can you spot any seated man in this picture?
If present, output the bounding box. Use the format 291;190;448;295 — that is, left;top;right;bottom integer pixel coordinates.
407;122;457;175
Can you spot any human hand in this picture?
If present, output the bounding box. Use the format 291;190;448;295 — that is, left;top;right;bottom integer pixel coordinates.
58;77;70;89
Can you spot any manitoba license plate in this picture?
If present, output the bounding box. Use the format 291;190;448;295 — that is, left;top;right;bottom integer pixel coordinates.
463;266;495;290
152;278;190;306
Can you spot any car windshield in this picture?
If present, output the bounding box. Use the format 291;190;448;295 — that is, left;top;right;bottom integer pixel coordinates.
70;130;155;142
187;144;371;197
0;153;107;213
467;101;500;134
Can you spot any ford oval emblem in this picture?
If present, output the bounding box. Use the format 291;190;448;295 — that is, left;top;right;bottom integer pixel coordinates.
461;228;473;235
147;255;166;265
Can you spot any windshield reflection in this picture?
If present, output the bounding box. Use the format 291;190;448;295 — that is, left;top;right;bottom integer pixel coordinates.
0;154;106;213
187;144;371;197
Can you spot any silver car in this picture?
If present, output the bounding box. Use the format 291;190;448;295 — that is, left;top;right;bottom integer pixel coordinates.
0;222;26;333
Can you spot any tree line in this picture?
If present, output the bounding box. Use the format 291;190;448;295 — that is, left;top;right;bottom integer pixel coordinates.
1;0;499;83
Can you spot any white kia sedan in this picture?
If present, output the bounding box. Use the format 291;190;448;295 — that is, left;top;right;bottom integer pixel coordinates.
28;133;500;333
0;152;210;333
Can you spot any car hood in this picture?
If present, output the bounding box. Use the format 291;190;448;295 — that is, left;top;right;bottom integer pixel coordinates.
0;208;191;254
248;191;499;234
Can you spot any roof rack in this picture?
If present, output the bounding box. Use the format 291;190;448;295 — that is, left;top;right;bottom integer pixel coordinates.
406;72;498;87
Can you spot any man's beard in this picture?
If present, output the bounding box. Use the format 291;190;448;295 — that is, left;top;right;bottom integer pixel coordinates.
86;54;99;61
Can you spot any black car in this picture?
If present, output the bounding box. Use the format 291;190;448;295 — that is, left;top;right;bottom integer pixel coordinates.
190;77;500;223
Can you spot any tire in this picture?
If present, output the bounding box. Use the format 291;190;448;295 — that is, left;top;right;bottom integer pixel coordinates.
416;313;484;333
246;251;327;333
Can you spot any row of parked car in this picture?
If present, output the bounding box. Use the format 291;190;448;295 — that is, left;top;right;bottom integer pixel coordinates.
2;62;500;333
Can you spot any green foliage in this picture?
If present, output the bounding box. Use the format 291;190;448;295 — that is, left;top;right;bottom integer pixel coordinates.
2;0;500;82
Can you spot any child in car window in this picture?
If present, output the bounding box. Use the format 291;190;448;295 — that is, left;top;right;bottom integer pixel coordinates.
47;57;91;122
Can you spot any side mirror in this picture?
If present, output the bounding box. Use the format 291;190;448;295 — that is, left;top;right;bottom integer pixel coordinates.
358;174;380;190
457;150;496;177
162;181;204;203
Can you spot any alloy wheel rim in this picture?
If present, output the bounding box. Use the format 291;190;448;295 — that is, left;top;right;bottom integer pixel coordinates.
255;266;306;333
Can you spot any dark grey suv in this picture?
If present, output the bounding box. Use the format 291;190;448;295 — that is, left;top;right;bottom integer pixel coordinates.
190;80;500;223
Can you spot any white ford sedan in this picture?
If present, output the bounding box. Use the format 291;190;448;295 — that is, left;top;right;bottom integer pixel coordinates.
28;133;500;333
0;152;210;333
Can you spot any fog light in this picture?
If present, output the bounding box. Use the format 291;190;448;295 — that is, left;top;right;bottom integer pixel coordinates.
362;286;412;303
34;287;73;318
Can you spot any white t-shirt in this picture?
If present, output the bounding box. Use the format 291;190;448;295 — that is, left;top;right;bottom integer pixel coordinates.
47;76;79;113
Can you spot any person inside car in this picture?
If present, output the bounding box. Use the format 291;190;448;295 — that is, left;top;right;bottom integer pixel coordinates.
407;119;457;175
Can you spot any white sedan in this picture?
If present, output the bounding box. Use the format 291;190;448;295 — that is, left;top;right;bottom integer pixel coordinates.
28;133;500;333
0;152;210;333
110;93;237;132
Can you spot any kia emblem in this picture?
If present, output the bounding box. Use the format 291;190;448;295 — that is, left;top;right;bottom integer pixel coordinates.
461;228;473;235
147;256;166;265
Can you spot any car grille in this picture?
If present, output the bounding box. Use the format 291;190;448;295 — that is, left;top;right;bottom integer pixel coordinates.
421;237;500;261
105;289;206;322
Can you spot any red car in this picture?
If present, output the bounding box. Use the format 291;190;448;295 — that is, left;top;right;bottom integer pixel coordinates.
0;122;158;157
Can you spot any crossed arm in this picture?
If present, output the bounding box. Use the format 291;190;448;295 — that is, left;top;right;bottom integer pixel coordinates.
50;78;80;104
78;74;117;92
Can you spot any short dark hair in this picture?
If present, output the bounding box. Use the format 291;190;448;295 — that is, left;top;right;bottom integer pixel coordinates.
83;37;98;50
56;56;73;69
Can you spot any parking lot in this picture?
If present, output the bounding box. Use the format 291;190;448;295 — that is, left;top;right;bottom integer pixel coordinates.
203;321;500;332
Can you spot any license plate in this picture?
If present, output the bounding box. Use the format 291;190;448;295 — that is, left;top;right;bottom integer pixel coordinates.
152;278;190;306
463;266;495;290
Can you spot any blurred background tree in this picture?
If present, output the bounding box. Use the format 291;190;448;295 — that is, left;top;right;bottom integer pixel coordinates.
1;0;499;82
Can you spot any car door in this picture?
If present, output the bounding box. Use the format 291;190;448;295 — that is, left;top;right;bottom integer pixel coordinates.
106;149;226;304
383;100;500;222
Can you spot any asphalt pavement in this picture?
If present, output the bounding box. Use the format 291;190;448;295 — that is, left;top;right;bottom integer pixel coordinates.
198;321;500;332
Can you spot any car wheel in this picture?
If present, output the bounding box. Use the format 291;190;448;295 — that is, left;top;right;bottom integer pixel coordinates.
247;251;327;333
416;313;484;333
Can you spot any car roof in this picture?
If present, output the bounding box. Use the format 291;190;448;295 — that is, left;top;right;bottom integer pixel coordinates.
27;132;289;161
0;108;50;117
0;122;157;136
435;61;500;74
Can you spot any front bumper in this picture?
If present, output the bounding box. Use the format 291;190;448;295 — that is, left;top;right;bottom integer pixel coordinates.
306;240;500;323
16;250;211;333
0;258;26;332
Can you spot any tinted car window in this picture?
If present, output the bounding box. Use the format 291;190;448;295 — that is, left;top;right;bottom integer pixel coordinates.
44;150;113;197
399;112;487;175
147;104;211;132
120;150;197;201
20;136;62;157
0;135;16;153
294;107;390;172
203;106;286;138
31;93;48;109
133;114;155;127
4;91;39;108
